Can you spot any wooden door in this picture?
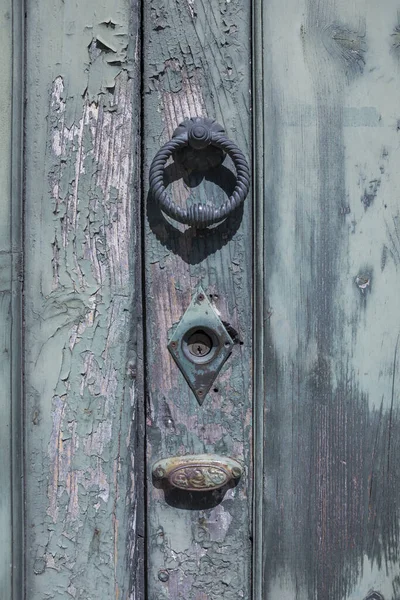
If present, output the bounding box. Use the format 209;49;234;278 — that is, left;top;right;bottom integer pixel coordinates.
22;0;143;598
2;0;400;599
142;2;252;600
255;1;400;598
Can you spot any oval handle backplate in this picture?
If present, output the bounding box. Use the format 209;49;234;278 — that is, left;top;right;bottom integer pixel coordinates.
152;454;243;492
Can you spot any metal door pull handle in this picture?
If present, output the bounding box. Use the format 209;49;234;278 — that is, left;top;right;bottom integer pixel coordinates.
152;454;243;491
149;117;250;228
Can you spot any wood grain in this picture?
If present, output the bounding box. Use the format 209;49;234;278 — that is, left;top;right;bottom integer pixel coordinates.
24;1;143;598
257;0;400;598
143;1;252;600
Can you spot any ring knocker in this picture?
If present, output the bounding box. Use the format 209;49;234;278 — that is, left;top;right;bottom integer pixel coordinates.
149;117;250;228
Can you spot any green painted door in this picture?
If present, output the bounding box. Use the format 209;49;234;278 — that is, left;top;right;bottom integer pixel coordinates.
2;0;400;598
255;2;400;598
142;2;252;599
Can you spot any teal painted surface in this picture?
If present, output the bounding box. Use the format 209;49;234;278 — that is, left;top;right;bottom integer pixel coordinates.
24;1;143;598
252;0;265;598
0;0;13;594
0;0;12;251
0;0;23;597
143;1;252;600
256;0;400;598
20;2;400;599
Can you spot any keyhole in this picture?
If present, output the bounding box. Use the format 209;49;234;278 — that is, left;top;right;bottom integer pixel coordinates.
187;330;213;358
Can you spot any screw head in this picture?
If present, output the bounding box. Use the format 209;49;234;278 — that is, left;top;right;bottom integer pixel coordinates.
153;466;165;479
188;122;212;150
231;467;242;479
158;569;169;582
192;125;206;138
198;293;205;301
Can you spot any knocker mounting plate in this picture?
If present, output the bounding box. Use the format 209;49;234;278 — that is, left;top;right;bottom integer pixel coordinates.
168;287;234;404
173;117;226;172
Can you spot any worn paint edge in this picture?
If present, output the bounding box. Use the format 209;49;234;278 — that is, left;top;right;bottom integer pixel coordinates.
140;1;149;597
135;1;146;598
11;0;24;596
252;0;265;598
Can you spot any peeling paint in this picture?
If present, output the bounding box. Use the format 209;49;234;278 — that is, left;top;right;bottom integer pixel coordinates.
144;0;251;599
25;0;142;597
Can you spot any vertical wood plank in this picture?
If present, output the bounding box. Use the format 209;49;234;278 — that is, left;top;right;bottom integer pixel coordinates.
24;1;143;598
0;1;13;594
252;0;265;597
256;0;400;598
143;2;252;600
0;0;24;596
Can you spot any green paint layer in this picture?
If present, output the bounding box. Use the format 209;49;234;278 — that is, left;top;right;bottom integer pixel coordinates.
24;1;143;597
0;0;24;597
143;1;252;599
257;1;400;598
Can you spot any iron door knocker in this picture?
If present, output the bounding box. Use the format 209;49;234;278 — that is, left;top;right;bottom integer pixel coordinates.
149;116;250;228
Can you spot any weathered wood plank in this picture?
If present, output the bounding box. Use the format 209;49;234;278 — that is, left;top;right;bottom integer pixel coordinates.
0;0;23;596
24;1;143;597
143;2;252;600
0;0;13;593
258;0;400;598
0;285;13;599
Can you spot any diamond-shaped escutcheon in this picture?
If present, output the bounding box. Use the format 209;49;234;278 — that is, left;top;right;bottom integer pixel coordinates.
167;288;234;405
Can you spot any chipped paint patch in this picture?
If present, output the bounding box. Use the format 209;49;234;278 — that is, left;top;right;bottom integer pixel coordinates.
355;274;371;292
25;0;142;591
